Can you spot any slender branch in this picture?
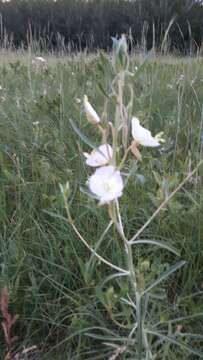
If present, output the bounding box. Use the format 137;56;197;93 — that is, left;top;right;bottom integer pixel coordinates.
118;145;132;170
115;200;128;245
114;201;137;292
129;159;203;244
62;194;129;274
87;220;113;266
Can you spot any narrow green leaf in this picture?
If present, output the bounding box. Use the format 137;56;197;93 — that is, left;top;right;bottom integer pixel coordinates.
44;326;113;356
146;330;203;358
99;271;129;289
69;118;97;149
87;220;113;271
153;312;203;326
130;239;180;257
43;209;68;222
97;82;111;99
85;332;130;342
143;260;186;294
176;333;203;340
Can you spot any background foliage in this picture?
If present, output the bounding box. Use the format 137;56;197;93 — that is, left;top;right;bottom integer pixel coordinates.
0;51;202;358
0;0;202;52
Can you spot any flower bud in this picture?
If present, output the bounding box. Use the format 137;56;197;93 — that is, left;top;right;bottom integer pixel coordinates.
140;260;150;271
112;34;128;72
59;182;70;198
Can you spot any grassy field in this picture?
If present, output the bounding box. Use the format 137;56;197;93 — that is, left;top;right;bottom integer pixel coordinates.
0;50;203;359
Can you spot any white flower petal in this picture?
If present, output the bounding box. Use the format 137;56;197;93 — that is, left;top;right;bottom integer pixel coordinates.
131;117;160;147
88;165;123;204
83;152;89;159
84;95;100;124
35;56;46;63
84;144;113;167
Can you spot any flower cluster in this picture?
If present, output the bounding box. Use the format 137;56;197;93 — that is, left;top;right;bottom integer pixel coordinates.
83;95;163;205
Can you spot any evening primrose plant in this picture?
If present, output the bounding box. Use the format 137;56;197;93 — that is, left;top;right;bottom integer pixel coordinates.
60;36;203;359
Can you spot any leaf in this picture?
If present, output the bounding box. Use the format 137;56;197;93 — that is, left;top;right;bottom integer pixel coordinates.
155;312;203;325
87;220;113;271
44;326;116;356
0;287;9;322
199;161;203;176
69;118;98;150
85;332;129;343
146;330;203;358
176;333;203;340
143;260;186;294
111;37;119;51
99;272;129;289
97;82;111;99
97;51;111;75
43;210;67;222
130;239;180;257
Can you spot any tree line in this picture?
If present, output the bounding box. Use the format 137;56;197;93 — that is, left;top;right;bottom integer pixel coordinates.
0;0;202;53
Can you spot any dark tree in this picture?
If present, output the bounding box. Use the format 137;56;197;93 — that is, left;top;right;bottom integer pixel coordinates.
0;0;202;53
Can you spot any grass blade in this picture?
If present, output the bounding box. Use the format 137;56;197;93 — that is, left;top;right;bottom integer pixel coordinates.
69;118;98;149
146;330;203;358
130;239;180;256
143;260;186;294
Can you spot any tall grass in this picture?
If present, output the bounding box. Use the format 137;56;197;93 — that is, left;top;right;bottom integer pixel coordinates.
0;47;202;358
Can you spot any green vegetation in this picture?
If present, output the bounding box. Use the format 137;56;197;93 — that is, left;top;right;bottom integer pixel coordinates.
0;51;203;359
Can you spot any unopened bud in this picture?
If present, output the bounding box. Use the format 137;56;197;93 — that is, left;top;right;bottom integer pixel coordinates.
59;182;70;198
140;260;150;271
112;34;129;72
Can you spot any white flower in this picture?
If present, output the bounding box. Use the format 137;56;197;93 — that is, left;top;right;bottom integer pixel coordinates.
32;57;47;67
84;95;100;124
33;121;39;126
88;165;124;204
84;144;113;167
75;97;81;104
191;78;196;85
43;88;47;96
154;131;165;143
35;56;46;63
131;117;160;147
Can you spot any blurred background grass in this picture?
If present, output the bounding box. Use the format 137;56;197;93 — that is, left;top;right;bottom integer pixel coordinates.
0;51;202;359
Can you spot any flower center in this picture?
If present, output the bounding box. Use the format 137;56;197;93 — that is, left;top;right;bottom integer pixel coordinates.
102;181;114;192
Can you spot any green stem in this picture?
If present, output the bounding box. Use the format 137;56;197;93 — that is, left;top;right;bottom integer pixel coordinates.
127;242;143;360
112;66;144;358
136;292;143;360
115;201;143;359
126;242;137;293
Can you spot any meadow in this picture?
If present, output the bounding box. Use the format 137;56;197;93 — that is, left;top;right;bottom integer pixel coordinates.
0;48;203;359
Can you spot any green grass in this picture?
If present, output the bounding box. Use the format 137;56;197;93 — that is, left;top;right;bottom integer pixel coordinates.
0;51;203;359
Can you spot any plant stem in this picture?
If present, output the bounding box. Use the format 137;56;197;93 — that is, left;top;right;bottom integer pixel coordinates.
136;291;143;360
115;201;143;359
